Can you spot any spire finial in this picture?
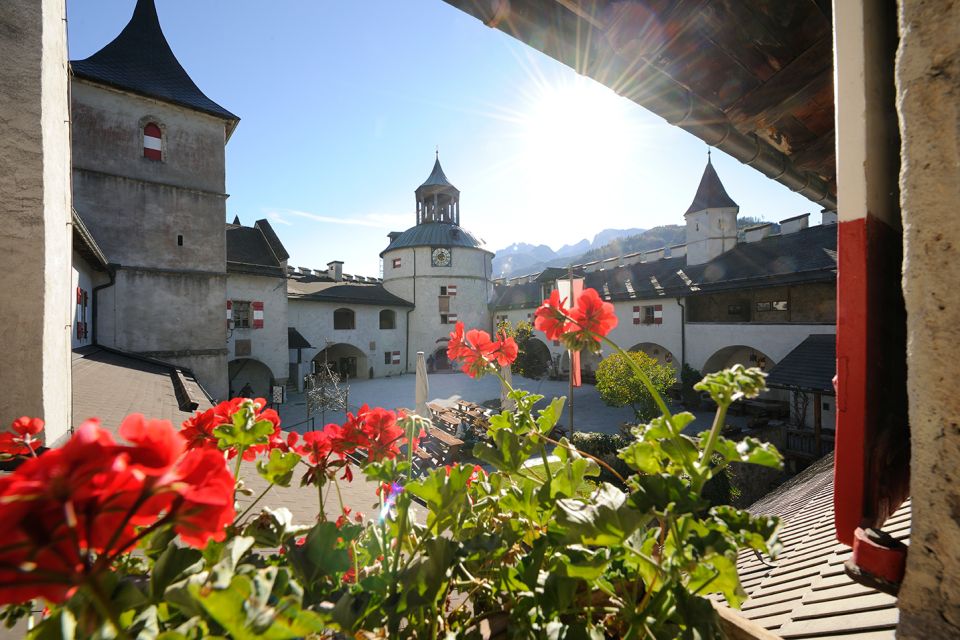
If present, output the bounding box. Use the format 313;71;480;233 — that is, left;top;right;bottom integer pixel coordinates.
707;147;712;162
435;146;439;160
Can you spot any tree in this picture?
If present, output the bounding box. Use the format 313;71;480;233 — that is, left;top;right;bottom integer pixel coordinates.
496;320;550;379
596;350;677;422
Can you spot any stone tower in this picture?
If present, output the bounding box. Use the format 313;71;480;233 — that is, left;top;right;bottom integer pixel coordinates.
69;0;239;398
684;152;739;266
381;155;494;370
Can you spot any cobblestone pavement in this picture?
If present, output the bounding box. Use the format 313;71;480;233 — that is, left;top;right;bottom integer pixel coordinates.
276;371;747;437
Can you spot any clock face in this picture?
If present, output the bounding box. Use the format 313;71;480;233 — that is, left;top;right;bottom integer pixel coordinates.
432;247;451;267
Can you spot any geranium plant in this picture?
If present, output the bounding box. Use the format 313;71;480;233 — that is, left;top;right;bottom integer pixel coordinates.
0;288;782;639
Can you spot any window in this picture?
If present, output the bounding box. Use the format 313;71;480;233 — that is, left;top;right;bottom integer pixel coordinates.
440;313;458;324
756;300;788;312
231;300;251;328
384;351;401;364
496;314;508;323
379;309;396;330
440;285;457;296
392;257;401;269
439;296;450;313
143;122;162;160
333;308;355;330
727;304;743;315
632;305;663;325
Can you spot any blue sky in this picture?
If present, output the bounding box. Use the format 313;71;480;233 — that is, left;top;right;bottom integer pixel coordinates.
68;0;819;277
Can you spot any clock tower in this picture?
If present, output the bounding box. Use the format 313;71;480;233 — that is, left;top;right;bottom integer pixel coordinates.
381;154;495;371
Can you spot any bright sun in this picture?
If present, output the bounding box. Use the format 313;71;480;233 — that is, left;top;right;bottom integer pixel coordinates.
515;75;639;224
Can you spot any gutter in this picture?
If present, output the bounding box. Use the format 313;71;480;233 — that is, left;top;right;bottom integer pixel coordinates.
91;263;118;346
676;297;686;369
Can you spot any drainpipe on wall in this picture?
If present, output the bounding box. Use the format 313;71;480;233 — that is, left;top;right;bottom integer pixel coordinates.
91;263;118;346
676;297;686;368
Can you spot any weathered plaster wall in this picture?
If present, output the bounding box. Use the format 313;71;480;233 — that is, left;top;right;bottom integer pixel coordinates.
226;272;289;384
0;0;72;444
382;245;494;369
287;299;409;379
686;323;835;373
896;0;960;635
71;81;229;399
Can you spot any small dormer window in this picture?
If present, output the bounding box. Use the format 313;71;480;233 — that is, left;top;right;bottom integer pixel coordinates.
143;122;162;160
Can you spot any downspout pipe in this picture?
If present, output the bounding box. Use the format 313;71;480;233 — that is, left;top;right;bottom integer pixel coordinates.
91;263;118;346
676;297;686;370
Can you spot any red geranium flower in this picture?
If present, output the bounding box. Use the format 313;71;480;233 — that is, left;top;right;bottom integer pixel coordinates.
0;416;45;457
0;418;236;605
447;322;468;361
563;288;618;352
490;333;519;367
534;290;572;341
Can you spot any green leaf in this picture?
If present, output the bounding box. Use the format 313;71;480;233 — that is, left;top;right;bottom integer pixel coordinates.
551;437;600;498
548;545;610;581
243;507;311;549
536;397;566;435
256;449;301;487
694;365;766;406
151;545;204;601
190;573;328;640
545;620;605;640
286;521;353;595
405;465;474;532
687;553;746;607
212;402;276;451
629;473;708;515
707;434;783;470
618;440;663;475
555;482;647;546
710;506;781;555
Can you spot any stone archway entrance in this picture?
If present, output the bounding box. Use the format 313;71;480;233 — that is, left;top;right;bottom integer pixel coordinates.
628;342;678;370
702;345;775;374
228;358;274;399
312;342;369;379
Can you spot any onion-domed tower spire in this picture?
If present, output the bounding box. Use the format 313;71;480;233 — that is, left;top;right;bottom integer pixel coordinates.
415;152;460;225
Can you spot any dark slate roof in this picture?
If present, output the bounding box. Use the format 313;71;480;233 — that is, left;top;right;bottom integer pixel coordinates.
255;219;290;262
226;220;289;277
493;224;837;310
721;454;908;638
684;158;738;214
418;157;457;191
288;276;413;307
70;0;239;130
288;327;312;350
72;346;211;434
766;334;836;392
380;222;490;256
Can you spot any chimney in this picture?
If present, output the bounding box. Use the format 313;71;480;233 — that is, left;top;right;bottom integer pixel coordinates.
669;244;687;259
643;248;665;262
621;252;643;266
583;260;601;273
601;257;617;270
387;231;402;243
744;223;774;243
821;208;838;225
780;213;810;235
327;260;344;281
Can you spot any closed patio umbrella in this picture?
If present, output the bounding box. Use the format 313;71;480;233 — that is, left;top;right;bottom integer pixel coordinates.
415;351;430;419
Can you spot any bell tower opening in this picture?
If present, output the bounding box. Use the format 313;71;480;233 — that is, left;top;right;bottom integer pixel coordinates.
415;152;461;226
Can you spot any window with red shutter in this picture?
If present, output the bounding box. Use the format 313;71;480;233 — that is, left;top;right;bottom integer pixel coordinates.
143;122;162;160
252;301;264;329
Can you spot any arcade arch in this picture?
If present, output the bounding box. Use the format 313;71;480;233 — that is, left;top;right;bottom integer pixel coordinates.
312;342;369;379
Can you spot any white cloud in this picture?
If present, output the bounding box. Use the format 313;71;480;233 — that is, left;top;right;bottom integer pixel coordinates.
265;208;407;229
